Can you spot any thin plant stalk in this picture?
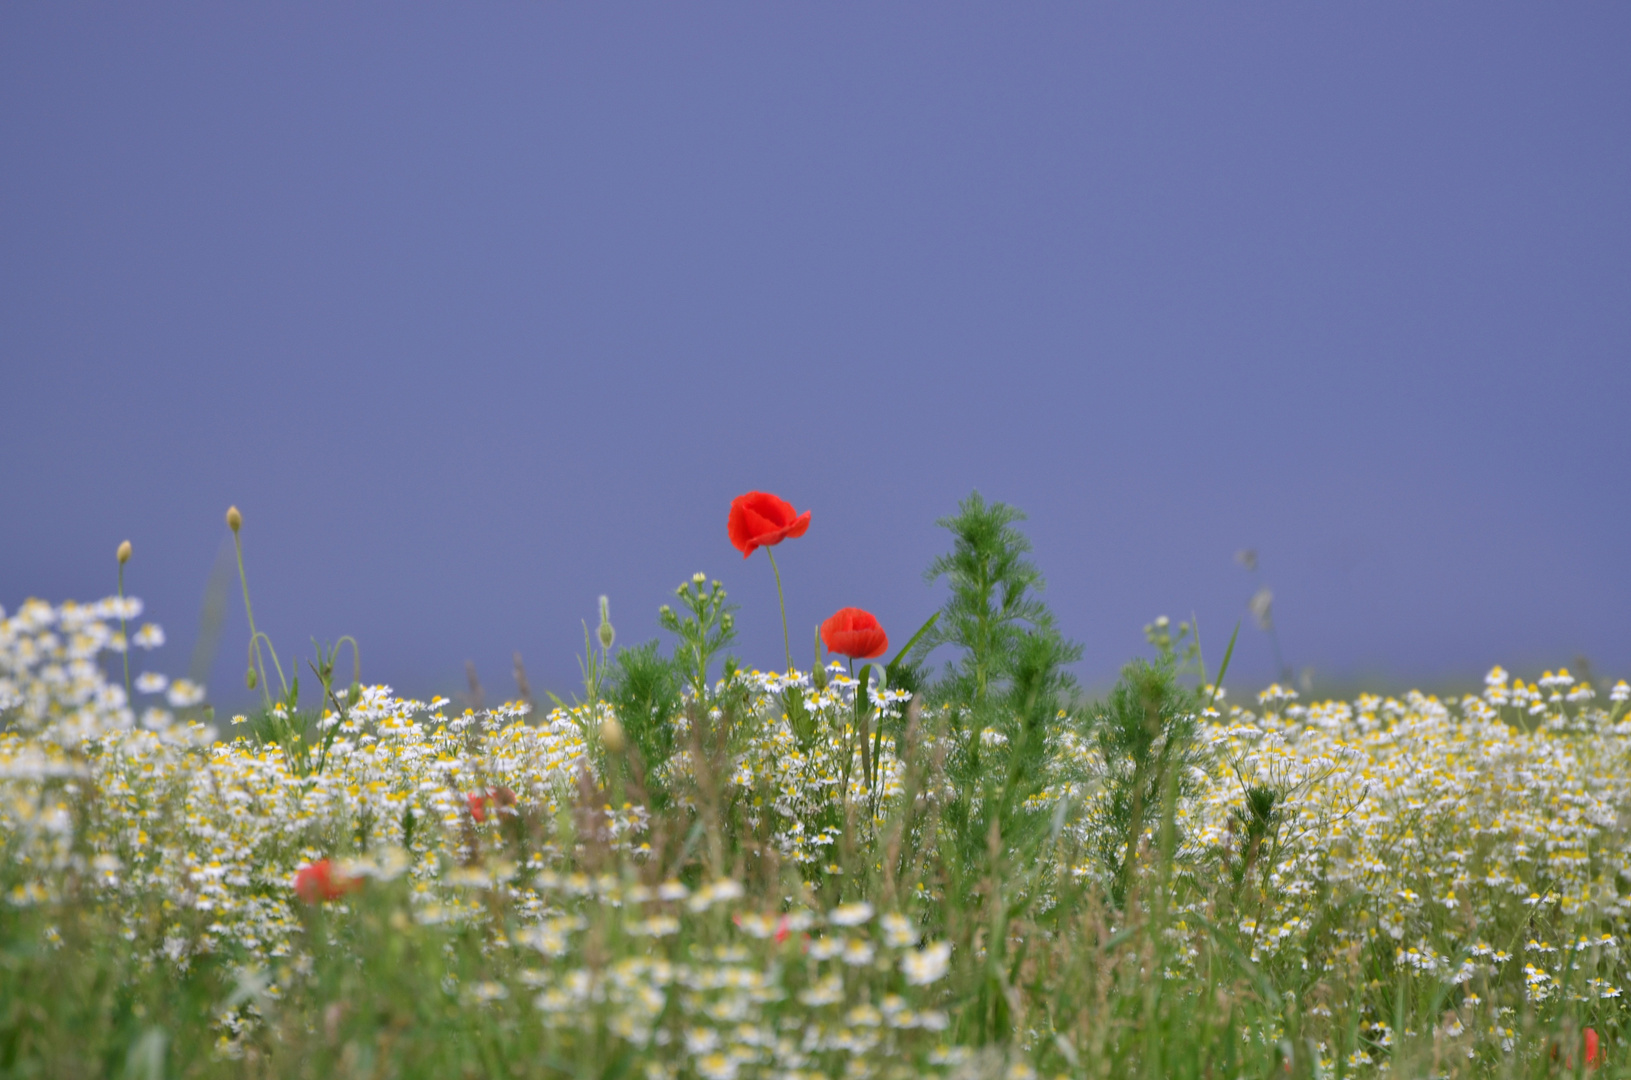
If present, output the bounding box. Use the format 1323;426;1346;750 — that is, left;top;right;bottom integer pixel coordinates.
116;547;131;701
765;547;792;674
311;635;360;776
231;522;286;706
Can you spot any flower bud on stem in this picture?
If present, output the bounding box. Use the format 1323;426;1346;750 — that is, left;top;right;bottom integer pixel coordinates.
600;716;626;754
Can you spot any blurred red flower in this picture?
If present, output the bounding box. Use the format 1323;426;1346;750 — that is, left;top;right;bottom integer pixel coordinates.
467;786;517;824
1586;1027;1603;1069
293;859;360;904
820;607;889;660
727;492;810;558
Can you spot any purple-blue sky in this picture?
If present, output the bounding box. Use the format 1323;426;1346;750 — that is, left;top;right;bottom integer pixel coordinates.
3;4;1628;706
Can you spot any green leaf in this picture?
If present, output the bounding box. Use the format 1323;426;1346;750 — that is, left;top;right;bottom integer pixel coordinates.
1209;620;1240;711
884;610;940;683
784;685;816;750
855;663;874;787
854;664;873;720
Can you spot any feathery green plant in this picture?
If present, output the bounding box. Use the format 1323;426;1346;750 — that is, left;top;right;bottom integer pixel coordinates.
917;492;1059;707
1088;658;1202;907
607;640;682;781
913;491;1081;864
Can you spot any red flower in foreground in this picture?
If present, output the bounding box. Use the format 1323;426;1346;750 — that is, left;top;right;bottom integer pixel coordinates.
820;607;889;660
293;859;361;904
1560;1029;1606;1070
727;491;811;558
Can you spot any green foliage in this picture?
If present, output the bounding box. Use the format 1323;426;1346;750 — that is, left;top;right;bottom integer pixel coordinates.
1143;614;1204;683
1087;658;1203;906
918;491;1061;709
1231;783;1282;888
237;638;361;778
569;619;610;707
607;639;682;774
876;610;939;710
242;701;319;762
601;578;734;801
892;493;1086;1048
915;491;1082;866
227;510;362;777
658;572;738;697
308;637;361;774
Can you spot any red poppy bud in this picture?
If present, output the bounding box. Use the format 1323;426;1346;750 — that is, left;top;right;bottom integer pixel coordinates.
727;492;810;558
820;607;888;660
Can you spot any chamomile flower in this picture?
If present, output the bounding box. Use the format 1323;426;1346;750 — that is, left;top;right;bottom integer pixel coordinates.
134;671;169;694
903;942;952;986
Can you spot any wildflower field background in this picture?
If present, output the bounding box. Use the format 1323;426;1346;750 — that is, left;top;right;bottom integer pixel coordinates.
3;492;1628;1079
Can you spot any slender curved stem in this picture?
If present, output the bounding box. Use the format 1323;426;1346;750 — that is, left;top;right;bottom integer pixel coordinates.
335;635;361;692
249;632;288;703
117;562;131;702
315;650;355;777
765;547;792;674
232;532;284;705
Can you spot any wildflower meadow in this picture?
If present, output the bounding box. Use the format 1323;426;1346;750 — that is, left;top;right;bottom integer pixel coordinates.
3;491;1628;1079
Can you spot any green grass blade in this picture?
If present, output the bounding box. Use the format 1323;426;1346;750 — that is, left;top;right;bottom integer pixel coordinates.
885;610;940;683
1209;620;1240;711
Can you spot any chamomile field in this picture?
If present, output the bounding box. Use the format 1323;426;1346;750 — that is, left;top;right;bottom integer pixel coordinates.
3;492;1628;1079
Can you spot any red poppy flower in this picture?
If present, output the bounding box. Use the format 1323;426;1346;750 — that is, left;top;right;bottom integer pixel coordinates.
467;786;516;823
1586;1027;1603;1069
820;607;889;660
293;859;361;904
727;491;811;558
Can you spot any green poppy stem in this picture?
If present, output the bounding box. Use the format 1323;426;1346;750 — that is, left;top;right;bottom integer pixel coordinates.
765;547;792;674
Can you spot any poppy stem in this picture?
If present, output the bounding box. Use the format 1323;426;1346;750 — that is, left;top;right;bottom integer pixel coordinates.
765;548;793;674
